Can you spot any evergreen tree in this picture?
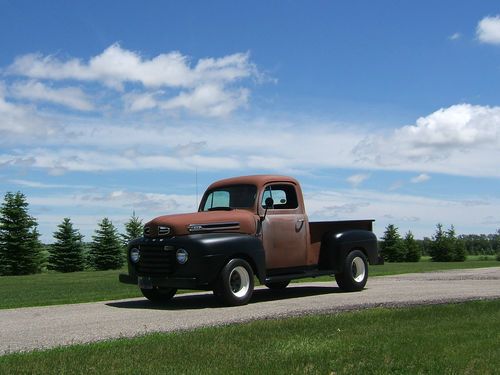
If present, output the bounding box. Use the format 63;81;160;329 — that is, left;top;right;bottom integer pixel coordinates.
89;218;124;270
404;231;421;262
447;226;466;262
380;224;407;262
0;191;43;275
48;218;85;272
429;224;466;262
121;212;143;246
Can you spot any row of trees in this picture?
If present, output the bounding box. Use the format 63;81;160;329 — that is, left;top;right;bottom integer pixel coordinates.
381;223;472;262
0;191;144;275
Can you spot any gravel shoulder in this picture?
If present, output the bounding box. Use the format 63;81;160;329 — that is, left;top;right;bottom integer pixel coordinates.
1;267;499;355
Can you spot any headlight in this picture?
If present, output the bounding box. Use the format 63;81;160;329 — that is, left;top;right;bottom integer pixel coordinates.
176;248;189;264
130;248;140;263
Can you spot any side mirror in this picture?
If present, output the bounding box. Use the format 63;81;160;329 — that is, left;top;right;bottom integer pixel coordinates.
260;197;274;222
265;197;274;209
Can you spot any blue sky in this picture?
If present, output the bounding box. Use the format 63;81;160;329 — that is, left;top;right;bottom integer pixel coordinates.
1;0;500;242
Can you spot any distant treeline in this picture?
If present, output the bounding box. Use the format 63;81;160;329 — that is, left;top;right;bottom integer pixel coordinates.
414;234;500;256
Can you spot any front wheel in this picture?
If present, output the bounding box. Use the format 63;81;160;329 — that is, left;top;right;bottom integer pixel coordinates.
214;259;254;306
141;287;177;304
335;250;368;292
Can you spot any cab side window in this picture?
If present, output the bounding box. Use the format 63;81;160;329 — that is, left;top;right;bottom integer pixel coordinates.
261;184;298;209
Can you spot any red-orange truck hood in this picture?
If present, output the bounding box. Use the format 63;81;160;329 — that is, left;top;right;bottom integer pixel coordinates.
144;210;258;237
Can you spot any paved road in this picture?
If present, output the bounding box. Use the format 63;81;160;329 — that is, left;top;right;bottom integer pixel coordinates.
1;267;499;355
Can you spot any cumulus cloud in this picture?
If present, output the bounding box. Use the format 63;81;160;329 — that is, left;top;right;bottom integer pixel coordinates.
396;104;500;147
449;32;462;40
410;174;430;183
10;80;94;111
161;84;249;117
355;104;500;176
6;44;260;117
477;15;500;45
8;44;256;88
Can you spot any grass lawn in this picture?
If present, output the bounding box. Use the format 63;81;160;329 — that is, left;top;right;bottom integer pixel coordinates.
0;269;142;309
0;299;499;374
0;256;498;310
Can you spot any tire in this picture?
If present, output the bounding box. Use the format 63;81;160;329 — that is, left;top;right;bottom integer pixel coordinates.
265;281;290;290
214;259;254;306
141;287;177;303
335;250;368;292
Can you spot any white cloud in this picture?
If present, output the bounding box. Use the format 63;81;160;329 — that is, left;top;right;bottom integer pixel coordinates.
0;82;60;141
6;44;259;117
10;81;94;111
396;104;499;147
449;32;461;40
477;15;500;44
410;174;430;184
8;44;256;89
161;84;249;117
355;104;500;177
346;173;370;187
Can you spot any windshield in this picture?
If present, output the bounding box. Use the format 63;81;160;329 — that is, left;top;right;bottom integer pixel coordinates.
200;184;257;211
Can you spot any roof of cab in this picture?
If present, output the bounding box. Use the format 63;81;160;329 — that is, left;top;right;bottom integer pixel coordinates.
207;175;299;190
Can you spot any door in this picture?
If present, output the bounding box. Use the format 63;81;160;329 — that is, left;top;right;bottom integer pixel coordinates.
261;183;308;270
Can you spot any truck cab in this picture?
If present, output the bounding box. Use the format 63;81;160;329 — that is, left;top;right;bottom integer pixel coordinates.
120;175;382;306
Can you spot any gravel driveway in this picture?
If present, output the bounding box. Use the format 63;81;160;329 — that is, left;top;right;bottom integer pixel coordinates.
1;267;499;355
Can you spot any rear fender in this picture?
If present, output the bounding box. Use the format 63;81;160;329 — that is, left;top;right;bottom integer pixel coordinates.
318;230;379;272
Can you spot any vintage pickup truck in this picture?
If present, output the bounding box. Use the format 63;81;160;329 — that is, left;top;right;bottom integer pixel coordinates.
120;175;382;306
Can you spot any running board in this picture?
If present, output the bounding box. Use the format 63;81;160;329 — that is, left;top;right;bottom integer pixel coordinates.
264;270;334;284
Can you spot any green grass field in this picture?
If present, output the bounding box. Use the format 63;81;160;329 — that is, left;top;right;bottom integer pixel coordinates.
0;299;498;374
0;256;498;310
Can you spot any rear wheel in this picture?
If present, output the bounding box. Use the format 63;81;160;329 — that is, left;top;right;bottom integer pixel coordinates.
335;250;368;292
265;281;290;290
214;259;254;306
141;287;177;303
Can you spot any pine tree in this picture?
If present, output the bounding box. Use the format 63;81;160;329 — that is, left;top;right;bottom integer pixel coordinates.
48;218;85;272
89;218;124;270
429;223;449;262
447;226;466;262
404;231;421;262
0;192;43;275
380;224;407;262
121;212;143;246
430;224;466;262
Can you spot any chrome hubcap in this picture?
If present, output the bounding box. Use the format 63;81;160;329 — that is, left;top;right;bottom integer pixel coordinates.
229;266;250;298
351;256;366;283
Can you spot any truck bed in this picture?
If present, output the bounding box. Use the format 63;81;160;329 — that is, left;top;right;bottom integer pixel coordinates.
307;220;375;265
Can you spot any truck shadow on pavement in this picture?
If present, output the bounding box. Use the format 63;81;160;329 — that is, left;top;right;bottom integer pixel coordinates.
106;285;341;311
